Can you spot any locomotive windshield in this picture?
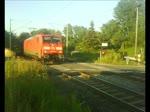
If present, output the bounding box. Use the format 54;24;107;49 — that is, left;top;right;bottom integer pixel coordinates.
43;36;60;43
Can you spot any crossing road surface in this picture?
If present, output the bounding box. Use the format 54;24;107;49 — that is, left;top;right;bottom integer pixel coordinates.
48;62;145;73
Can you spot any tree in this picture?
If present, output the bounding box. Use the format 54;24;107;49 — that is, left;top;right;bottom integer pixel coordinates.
76;21;100;53
63;24;73;39
73;25;88;39
30;28;62;36
88;21;95;38
18;32;30;55
31;28;51;35
5;30;10;48
5;30;20;55
55;30;62;35
113;0;145;48
63;24;88;53
69;25;88;51
100;19;124;49
86;21;100;52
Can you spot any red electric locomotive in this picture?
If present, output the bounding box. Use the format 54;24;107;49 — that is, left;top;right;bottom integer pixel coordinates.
24;34;64;64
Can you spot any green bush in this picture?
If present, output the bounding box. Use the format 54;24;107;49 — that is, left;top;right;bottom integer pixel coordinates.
119;47;145;63
95;50;126;65
5;48;16;58
95;49;145;65
70;52;99;62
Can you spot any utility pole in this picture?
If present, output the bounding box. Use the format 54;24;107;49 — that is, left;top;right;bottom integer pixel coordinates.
9;19;12;50
135;4;140;56
135;4;141;56
66;24;68;59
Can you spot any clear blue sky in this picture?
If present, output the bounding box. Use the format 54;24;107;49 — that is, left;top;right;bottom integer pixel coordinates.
5;0;119;35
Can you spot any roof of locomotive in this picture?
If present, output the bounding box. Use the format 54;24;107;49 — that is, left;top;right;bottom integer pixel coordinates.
24;34;61;41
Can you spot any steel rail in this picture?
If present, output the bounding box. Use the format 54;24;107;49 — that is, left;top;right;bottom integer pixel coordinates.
66;72;145;112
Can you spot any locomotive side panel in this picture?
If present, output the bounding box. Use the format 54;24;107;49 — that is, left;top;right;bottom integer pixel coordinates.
32;35;42;58
24;35;41;59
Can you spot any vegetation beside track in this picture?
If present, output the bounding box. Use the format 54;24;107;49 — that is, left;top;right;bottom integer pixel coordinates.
70;52;99;62
5;60;91;112
70;49;145;65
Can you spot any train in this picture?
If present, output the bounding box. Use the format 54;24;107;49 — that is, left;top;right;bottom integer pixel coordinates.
23;33;64;64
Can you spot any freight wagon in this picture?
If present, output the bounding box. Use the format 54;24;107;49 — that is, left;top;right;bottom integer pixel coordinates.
24;34;64;64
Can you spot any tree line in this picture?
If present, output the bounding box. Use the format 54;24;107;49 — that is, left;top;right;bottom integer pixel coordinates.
5;0;145;56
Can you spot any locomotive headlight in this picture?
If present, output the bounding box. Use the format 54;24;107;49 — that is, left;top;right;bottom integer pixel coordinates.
56;47;62;50
44;50;47;53
44;46;50;50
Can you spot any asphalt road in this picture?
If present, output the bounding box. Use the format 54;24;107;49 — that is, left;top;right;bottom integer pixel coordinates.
48;62;145;73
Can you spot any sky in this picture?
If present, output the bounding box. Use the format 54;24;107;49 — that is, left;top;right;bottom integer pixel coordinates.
5;0;119;35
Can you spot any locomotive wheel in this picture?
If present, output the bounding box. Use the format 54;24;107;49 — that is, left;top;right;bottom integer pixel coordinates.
41;58;45;64
48;59;54;64
49;61;54;64
41;58;55;65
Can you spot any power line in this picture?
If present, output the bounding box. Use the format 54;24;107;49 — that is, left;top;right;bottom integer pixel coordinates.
12;21;32;31
48;2;72;21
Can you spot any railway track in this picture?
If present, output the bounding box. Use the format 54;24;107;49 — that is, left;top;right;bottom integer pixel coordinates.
71;70;145;83
77;63;145;82
60;72;145;112
98;71;145;83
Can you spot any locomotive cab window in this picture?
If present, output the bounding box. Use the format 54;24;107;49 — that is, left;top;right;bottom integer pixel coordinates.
51;37;60;43
43;36;60;43
43;36;52;43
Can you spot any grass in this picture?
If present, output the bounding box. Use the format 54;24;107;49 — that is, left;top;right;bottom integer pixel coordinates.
5;60;91;112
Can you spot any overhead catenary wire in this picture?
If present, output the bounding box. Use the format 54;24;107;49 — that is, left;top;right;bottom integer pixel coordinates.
12;21;32;32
